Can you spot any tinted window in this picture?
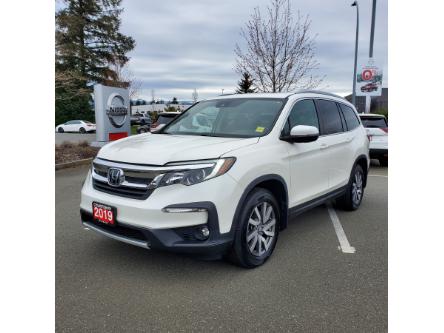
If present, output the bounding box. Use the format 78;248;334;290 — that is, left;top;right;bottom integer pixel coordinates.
340;104;360;130
315;100;343;135
360;116;387;128
282;99;319;135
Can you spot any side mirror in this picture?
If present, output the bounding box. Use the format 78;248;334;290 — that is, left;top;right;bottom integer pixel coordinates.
281;125;319;143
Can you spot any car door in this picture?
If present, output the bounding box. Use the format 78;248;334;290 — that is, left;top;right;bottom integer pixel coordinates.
63;121;75;132
283;99;330;206
314;99;350;190
73;120;83;132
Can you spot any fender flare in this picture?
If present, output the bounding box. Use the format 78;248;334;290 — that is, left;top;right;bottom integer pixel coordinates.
230;174;289;235
352;154;369;187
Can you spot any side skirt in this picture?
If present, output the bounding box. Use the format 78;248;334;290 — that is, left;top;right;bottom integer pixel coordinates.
288;186;347;217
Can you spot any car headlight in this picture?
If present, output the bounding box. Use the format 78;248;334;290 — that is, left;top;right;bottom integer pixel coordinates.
147;157;236;189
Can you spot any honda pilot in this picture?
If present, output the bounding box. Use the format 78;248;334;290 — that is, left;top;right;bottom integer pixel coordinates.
80;91;369;267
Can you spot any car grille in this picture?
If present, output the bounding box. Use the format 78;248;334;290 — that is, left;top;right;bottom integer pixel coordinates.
92;158;162;200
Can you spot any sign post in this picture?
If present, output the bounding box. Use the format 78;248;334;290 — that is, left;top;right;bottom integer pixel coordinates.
92;84;130;147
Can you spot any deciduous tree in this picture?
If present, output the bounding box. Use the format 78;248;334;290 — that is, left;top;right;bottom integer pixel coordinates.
235;0;322;92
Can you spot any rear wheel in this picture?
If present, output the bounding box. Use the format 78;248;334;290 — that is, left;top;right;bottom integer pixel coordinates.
335;164;365;211
79;127;86;134
57;127;64;133
228;188;280;268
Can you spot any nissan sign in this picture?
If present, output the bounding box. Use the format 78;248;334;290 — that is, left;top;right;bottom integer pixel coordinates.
93;84;130;146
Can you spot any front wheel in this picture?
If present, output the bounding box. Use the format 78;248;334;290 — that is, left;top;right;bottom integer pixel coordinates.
228;188;280;268
57;127;64;133
335;164;365;211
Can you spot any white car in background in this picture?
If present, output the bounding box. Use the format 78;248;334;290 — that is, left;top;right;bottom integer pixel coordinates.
359;114;388;166
56;120;96;134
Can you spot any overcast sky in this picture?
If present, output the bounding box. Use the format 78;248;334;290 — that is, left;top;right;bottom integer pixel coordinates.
66;0;388;101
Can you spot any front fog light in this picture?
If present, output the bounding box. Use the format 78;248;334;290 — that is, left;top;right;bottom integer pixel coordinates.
195;226;210;241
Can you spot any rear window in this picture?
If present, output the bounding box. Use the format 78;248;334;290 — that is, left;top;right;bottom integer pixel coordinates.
315;100;344;135
339;104;360;130
360;116;387;128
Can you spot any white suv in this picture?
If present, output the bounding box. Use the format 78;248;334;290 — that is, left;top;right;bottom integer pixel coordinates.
359;114;388;166
80;91;369;267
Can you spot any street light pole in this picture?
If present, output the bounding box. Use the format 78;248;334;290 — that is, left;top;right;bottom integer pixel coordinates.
351;1;359;107
369;0;377;58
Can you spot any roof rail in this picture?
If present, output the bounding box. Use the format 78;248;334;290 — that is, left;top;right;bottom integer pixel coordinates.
218;93;237;96
290;90;346;100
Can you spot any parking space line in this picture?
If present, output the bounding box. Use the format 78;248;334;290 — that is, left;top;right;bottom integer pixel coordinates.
326;203;356;254
368;174;388;178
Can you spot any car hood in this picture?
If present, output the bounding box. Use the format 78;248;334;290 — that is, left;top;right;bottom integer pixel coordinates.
97;133;259;165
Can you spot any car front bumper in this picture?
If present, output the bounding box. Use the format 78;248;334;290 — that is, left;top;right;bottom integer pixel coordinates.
80;203;233;258
80;169;242;256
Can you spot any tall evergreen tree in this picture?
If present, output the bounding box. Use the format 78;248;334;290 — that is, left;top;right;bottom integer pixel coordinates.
56;0;135;85
236;72;256;94
55;0;135;124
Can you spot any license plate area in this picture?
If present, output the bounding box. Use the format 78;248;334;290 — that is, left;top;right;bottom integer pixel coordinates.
92;202;116;226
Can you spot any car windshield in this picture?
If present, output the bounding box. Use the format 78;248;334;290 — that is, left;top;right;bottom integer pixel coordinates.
162;98;285;138
360;117;387;128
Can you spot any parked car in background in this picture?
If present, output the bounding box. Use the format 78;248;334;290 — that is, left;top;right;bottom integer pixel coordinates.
81;91;369;268
56;120;96;134
130;113;151;126
149;112;181;131
359;114;388;166
360;83;378;92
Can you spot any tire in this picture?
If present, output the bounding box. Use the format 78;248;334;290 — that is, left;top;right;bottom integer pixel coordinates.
57;127;64;133
79;127;86;134
379;157;388;167
335;164;365;211
228;188;280;268
138;128;147;134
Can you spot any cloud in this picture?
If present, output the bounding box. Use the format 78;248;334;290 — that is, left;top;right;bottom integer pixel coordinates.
117;0;387;100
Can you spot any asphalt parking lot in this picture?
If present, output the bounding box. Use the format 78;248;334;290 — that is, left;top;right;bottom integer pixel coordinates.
56;164;387;332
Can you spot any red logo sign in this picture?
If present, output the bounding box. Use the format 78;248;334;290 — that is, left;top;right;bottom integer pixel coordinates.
362;69;373;81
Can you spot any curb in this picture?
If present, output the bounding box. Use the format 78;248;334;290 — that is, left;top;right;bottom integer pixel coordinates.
55;158;93;171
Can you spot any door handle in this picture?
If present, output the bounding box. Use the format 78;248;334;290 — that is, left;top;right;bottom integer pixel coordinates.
320;143;328;149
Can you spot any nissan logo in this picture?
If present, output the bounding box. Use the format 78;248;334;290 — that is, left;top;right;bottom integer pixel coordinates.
106;93;128;128
107;168;125;187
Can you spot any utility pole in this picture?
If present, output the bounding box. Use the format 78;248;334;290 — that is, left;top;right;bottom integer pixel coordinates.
351;1;359;107
365;0;377;113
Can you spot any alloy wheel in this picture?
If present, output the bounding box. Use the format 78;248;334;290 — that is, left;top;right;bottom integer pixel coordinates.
246;202;276;257
351;171;363;205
